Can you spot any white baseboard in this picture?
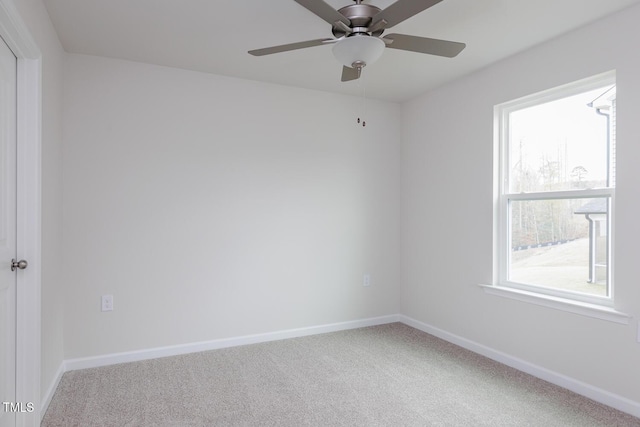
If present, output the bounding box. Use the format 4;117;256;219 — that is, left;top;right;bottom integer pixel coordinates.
40;362;65;420
64;314;401;372
399;315;640;419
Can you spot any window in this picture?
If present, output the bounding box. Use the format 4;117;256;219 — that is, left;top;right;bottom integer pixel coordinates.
495;72;616;306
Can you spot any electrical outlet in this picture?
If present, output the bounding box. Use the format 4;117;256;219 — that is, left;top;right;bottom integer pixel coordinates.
363;274;371;287
101;295;113;312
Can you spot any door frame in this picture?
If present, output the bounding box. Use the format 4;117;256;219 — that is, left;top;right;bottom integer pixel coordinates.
0;2;42;426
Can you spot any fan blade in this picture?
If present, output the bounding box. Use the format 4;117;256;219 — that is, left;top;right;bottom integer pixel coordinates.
341;66;361;82
294;0;350;26
383;33;465;57
249;38;335;56
371;0;442;29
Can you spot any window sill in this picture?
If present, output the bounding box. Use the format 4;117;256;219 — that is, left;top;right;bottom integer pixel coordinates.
479;284;631;324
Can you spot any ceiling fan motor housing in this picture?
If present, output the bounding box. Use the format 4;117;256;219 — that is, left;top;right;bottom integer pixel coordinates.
333;4;384;38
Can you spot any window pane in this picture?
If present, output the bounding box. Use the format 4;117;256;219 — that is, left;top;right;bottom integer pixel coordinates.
508;86;615;193
509;197;609;297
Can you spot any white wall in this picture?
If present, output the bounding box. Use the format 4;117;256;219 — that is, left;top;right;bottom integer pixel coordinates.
11;0;65;406
62;55;401;359
402;3;640;405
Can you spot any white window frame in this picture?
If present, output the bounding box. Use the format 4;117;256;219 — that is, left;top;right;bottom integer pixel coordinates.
488;71;629;321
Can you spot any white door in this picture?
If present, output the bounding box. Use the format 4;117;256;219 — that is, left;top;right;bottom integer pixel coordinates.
0;35;17;427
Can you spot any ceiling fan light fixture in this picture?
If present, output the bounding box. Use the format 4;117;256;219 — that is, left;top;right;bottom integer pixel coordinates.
332;35;385;69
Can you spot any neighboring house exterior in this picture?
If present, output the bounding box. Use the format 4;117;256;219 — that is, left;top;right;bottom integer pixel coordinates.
575;86;617;284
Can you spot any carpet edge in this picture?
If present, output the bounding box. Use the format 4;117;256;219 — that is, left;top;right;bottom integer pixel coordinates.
399;314;640;419
40;361;65;421
63;314;401;372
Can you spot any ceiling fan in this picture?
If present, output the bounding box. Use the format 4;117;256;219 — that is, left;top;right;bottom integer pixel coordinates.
248;0;466;82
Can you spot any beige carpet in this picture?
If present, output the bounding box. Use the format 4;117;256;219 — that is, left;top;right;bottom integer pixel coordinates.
42;323;640;426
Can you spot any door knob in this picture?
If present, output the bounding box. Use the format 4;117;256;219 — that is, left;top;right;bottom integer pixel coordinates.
11;259;28;271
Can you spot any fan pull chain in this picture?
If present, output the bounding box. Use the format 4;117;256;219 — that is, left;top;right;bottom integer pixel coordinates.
357;77;367;128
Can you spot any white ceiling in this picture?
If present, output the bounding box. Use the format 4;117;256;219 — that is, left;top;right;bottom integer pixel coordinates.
43;0;640;102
